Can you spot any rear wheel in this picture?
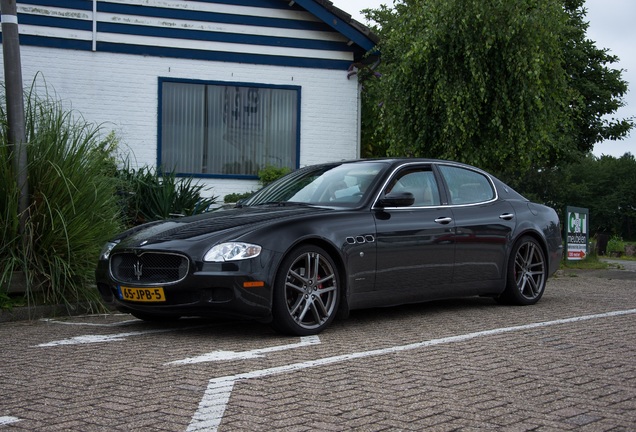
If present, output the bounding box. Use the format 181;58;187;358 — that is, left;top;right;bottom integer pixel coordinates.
271;245;340;335
499;236;547;305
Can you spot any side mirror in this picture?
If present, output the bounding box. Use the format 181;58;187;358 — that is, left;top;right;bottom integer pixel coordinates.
377;192;415;208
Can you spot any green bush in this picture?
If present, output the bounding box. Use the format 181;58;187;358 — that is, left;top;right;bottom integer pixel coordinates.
1;84;123;309
116;162;218;227
607;235;626;256
258;165;291;186
223;191;253;203
222;166;292;203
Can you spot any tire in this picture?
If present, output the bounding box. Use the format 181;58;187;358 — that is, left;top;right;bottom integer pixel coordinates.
499;236;547;305
271;245;340;335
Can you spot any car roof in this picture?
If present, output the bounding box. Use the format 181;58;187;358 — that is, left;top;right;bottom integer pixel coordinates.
313;158;484;171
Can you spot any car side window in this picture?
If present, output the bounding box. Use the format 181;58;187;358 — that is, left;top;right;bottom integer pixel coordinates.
438;165;495;205
386;169;441;206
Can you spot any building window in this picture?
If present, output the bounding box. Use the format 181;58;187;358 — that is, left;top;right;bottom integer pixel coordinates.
159;79;300;177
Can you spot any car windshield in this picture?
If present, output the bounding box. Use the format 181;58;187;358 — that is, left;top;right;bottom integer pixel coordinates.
242;161;388;207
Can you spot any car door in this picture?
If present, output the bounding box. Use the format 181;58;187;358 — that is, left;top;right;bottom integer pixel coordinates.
372;165;456;299
436;164;517;289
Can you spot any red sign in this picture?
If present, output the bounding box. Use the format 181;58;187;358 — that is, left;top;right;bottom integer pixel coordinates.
567;250;586;259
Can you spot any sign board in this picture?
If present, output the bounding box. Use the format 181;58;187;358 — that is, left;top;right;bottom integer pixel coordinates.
565;206;589;260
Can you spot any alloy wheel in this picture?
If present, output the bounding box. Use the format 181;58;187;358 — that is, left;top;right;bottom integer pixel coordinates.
283;250;338;331
513;240;546;301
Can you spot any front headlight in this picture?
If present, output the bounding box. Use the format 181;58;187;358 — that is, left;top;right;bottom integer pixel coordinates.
204;242;262;262
99;240;119;261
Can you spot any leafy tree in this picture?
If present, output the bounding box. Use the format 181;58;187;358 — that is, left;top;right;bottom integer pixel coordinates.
562;0;632;154
519;153;636;239
561;154;636;238
362;0;633;182
364;0;570;177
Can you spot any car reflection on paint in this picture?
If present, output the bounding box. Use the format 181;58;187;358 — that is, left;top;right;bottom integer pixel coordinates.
95;159;563;335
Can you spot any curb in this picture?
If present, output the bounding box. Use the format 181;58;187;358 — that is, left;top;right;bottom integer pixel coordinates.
0;303;103;324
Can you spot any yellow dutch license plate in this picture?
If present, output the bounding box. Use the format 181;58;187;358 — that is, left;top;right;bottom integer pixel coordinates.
120;286;166;302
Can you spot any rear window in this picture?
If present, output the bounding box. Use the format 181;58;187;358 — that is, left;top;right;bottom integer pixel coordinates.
438;165;495;205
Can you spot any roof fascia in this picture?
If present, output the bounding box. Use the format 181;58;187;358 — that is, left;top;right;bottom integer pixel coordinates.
289;0;376;52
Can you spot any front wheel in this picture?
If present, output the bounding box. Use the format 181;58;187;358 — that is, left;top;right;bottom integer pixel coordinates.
271;245;340;335
499;236;547;305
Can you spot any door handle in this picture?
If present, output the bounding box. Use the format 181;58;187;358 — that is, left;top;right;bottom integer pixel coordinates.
499;213;514;221
434;217;453;225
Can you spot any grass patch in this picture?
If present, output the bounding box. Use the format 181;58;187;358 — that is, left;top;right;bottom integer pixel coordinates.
620;255;636;261
560;255;609;270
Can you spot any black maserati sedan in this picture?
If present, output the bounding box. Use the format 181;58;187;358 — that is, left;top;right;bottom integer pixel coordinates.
96;159;562;335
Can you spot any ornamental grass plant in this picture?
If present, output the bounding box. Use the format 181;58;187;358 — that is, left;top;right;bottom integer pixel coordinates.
115;162;217;227
2;81;219;312
0;83;123;311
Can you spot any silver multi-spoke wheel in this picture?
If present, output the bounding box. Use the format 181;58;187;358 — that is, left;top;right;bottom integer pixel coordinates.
513;240;546;300
500;236;547;305
272;245;339;335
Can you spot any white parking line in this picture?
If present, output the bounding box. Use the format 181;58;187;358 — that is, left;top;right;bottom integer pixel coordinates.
41;317;140;327
35;329;176;347
34;324;210;347
187;308;636;432
167;336;321;365
0;416;20;425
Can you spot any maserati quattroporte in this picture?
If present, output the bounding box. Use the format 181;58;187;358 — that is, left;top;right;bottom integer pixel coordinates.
96;159;562;335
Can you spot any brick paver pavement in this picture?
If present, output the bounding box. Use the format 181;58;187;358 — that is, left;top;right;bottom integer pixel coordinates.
1;267;635;431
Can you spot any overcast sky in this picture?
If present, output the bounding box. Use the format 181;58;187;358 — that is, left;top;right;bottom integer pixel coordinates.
330;0;635;158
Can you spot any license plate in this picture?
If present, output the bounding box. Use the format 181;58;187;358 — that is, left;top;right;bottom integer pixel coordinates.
120;286;166;302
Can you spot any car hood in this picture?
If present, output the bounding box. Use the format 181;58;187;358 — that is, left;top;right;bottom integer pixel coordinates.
114;205;331;247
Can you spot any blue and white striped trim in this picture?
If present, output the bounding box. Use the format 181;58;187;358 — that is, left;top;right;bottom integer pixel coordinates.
3;0;374;70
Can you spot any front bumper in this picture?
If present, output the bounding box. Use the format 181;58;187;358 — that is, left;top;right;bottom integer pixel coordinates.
95;258;275;321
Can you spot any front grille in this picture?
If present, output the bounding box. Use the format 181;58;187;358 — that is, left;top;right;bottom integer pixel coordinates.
110;252;189;285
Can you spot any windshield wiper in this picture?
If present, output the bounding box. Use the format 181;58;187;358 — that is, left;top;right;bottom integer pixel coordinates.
252;201;311;207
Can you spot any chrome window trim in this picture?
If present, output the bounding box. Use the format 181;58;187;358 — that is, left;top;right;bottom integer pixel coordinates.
371;161;499;211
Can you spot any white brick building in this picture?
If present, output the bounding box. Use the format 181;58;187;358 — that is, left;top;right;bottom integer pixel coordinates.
0;0;378;199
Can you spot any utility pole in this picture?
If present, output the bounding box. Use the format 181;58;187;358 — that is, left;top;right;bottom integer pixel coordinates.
1;0;29;236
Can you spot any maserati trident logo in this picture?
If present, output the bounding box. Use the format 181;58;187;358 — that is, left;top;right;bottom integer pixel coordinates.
133;261;143;281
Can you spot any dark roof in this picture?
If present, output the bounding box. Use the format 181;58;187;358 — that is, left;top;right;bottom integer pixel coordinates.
311;0;380;44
